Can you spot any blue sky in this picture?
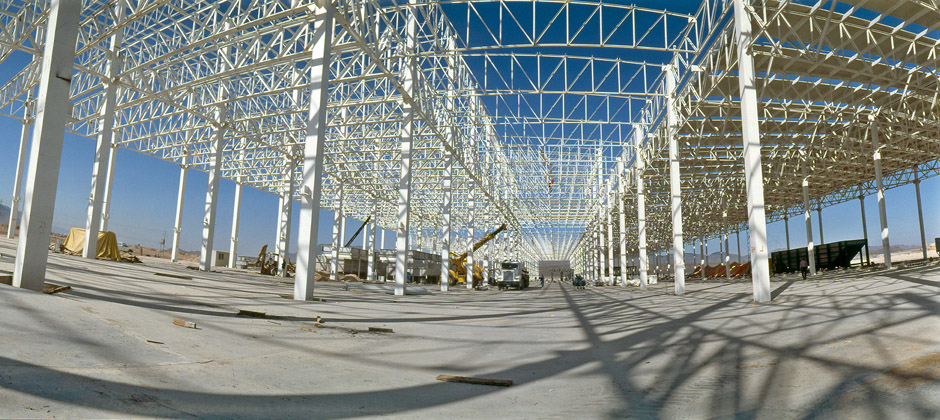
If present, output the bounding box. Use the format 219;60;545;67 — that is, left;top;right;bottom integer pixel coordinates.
0;0;937;261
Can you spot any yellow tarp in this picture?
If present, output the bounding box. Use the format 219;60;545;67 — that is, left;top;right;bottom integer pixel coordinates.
62;228;121;261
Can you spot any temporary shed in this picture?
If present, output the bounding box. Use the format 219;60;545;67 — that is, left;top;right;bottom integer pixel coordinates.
62;228;121;262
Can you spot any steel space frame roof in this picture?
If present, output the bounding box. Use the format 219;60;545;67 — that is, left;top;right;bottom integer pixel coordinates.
0;0;936;262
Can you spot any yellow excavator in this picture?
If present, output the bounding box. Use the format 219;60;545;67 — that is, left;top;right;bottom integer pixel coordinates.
448;223;507;288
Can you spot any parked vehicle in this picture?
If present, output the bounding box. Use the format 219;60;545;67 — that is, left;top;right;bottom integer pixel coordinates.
497;261;529;290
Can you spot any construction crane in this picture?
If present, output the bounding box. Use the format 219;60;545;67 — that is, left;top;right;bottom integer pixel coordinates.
448;223;507;288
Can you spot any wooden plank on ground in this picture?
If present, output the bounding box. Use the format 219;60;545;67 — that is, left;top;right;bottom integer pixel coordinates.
237;309;267;318
436;375;513;387
42;285;71;294
368;327;394;333
172;318;197;329
155;272;193;280
279;294;326;302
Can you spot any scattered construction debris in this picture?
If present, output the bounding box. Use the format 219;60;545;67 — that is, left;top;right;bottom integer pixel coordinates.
436;375;513;387
172;318;197;329
300;327;317;333
368;327;394;333
42;284;71;294
317;316;324;323
146;340;164;344
155;272;192;280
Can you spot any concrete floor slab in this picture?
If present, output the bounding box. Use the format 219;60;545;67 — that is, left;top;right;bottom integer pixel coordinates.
1;237;940;419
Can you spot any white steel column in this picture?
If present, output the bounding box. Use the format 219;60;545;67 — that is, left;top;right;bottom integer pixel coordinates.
466;199;475;289
394;0;416;296
198;126;225;272
859;195;870;266
724;214;731;281
872;122;891;269
700;237;706;279
596;149;606;284
817;208;824;245
294;3;333;300
7;100;31;239
466;125;477;289
441;147;453;291
367;204;378;282
229;175;242;269
83;3;124;259
277;158;295;278
198;16;232;272
666;64;685;294
100;143;117;231
171;157;187;263
331;184;344;282
634;126;648;289
13;0;81;291
802;177;816;276
915;179;927;260
606;193;614;285
617;160;628;286
734;0;770;302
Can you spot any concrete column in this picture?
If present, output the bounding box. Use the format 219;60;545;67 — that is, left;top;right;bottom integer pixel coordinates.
229;181;242;269
394;0;416;296
171;157;187;263
83;3;124;258
617;160;628;286
294;3;333;300
100;143;117;232
7;105;32;240
857;196;869;266
817;208;824;245
872;122;891;269
665;64;685;294
784;216;790;249
331;184;343;282
634;126;648;289
13;0;81;291
803;178;816;276
734;0;771;301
